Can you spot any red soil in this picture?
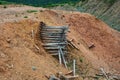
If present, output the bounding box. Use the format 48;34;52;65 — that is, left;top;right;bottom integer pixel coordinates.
0;8;120;80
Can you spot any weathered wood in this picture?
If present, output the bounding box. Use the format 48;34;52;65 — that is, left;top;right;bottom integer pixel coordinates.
58;49;62;64
73;59;76;76
60;47;67;68
49;75;60;80
41;36;64;38
67;40;79;50
42;26;68;29
41;32;66;35
62;75;79;79
40;29;66;32
43;45;67;47
31;30;34;38
42;40;66;42
44;47;65;50
40;23;68;68
100;68;110;80
48;51;68;54
41;38;66;40
41;36;66;38
43;43;67;45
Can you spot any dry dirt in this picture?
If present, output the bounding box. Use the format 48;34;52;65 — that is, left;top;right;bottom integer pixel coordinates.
0;5;120;80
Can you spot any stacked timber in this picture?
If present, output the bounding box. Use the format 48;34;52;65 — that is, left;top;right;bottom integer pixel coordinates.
40;22;68;68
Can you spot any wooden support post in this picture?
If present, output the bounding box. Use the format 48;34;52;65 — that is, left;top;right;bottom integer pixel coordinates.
100;68;110;80
31;30;34;38
60;47;67;69
73;59;76;76
58;48;62;65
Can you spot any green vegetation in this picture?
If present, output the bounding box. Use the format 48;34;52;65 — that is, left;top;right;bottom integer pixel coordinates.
27;10;38;13
2;0;80;7
103;0;117;5
24;16;28;18
0;0;12;5
3;5;7;8
79;57;83;63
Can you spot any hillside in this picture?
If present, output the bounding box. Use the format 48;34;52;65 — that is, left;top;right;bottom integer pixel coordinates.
0;5;120;80
1;0;120;31
76;0;120;31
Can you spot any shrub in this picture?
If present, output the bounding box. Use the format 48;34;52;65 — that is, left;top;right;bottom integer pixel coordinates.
24;16;28;18
27;10;38;13
3;5;7;8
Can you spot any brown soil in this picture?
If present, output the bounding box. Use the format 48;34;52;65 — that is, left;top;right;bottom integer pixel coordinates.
0;5;120;80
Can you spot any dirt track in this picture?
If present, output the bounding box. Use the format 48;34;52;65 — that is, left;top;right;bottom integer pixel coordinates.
0;5;120;80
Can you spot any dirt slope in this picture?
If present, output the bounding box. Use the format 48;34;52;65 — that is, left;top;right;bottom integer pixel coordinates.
0;20;68;80
65;13;120;73
77;0;120;31
0;5;120;80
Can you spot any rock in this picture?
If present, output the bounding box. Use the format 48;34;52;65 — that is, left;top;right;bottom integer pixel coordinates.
6;64;14;69
6;38;11;43
32;66;37;71
0;52;6;58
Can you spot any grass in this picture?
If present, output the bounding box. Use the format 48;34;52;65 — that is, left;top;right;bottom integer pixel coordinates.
26;10;38;13
24;16;28;18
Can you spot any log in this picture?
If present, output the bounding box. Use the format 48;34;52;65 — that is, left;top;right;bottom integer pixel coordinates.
60;47;67;68
31;30;34;38
100;68;110;80
44;47;65;50
58;49;62;64
67;40;79;50
42;26;68;29
73;59;76;76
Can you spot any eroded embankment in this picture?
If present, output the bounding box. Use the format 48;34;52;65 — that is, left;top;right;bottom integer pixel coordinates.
0;8;120;80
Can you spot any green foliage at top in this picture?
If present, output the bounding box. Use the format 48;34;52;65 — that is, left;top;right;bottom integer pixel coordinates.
0;0;12;5
2;0;80;7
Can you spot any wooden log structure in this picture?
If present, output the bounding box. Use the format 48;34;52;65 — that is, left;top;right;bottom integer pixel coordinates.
40;22;68;67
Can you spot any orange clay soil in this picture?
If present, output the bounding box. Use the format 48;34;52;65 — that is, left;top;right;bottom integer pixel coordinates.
0;9;120;80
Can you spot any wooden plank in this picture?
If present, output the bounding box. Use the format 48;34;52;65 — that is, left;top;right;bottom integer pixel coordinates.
42;26;68;29
41;30;65;33
41;37;66;39
50;53;60;55
44;46;65;48
41;29;65;31
43;45;66;48
100;68;110;80
41;36;66;38
62;75;79;79
44;47;65;50
40;32;65;36
43;43;67;47
42;42;66;44
60;47;67;68
40;33;67;36
43;42;66;45
41;35;61;38
40;31;64;33
73;59;76;76
46;49;67;52
48;51;68;54
42;40;66;43
42;39;65;41
58;50;62;64
43;44;67;47
41;35;66;37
